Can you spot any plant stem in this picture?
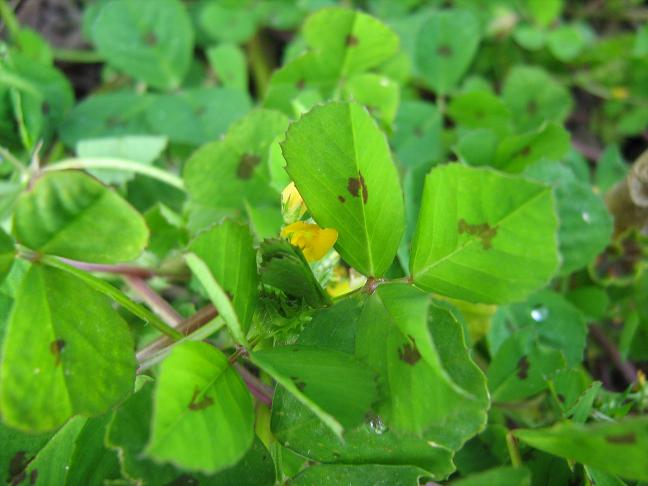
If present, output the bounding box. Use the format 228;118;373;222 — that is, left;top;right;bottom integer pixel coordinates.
0;0;20;39
59;257;157;279
589;324;637;385
123;275;183;327
53;48;104;63
43;158;185;191
39;254;183;340
235;363;274;406
0;145;27;176
137;309;223;372
247;31;274;98
136;304;218;362
506;431;523;468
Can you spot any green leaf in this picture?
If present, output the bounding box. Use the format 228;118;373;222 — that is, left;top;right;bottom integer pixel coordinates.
596;145;628;192
59;92;153;148
451;466;531;486
281;102;405;277
20;413;121;485
14;171;149;263
527;0;563;28
146;341;254;474
87;0;193;90
0;228;15;284
0;264;136;432
342;73;400;127
207;43;248;92
270;298;456;479
107;377;275;485
76;135;168;185
253;345;377;431
502;66;572;132
547;25;587;62
494;122;571;173
184;253;247;346
3;52;74;149
184;109;289;214
415;10;481;94
487;328;566;402
524;159;613;274
195;2;258;44
355;283;488;448
0;421;52;485
144;203;188;259
263;8;399;116
144;88;251;145
488;290;588;367
290;464;430;485
392;100;443;168
410;164;559;304
188;220;258;332
259;239;330;308
514;418;648;481
447;90;511;137
302;7;400;78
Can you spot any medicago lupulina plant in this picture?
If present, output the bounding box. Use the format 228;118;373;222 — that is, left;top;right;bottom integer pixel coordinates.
1;0;648;485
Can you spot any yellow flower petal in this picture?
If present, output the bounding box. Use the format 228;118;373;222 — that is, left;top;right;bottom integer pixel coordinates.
281;182;307;223
281;222;338;262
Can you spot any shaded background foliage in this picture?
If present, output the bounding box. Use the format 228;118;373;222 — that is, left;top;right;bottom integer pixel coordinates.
0;0;648;485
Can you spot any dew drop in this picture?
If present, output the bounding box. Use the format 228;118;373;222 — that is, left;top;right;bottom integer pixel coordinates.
367;414;387;434
530;305;548;322
581;211;592;223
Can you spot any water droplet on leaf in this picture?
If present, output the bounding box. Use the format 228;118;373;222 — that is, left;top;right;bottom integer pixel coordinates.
367;414;387;434
530;305;548;322
581;211;592;223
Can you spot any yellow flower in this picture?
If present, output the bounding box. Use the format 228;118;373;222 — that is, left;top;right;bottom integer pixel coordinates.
281;182;307;224
326;265;366;297
281;221;338;262
610;86;629;100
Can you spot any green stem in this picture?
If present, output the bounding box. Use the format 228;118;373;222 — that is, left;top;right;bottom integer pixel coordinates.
247;31;274;98
39;254;183;340
506;431;523;468
43;157;185;191
0;145;27;176
53;48;104;64
0;0;20;39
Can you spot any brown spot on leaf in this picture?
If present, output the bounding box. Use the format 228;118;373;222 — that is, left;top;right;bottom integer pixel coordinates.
437;44;453;57
188;387;214;411
347;172;368;204
106;116;123;128
398;335;421;365
29;470;37;485
236;153;261;180
50;339;66;366
41;102;50;116
8;451;27;483
291;376;306;391
145;32;158;46
338;195;346;203
517;356;530;379
346;34;358;46
457;219;499;249
605;432;636;444
526;99;538;115
296;79;305;90
557;393;566;403
194;106;206;117
520;146;532;157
